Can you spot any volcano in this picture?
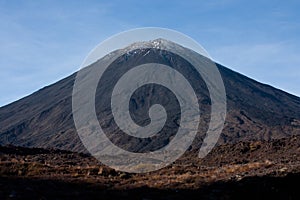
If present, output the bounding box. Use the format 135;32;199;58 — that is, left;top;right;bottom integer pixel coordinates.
0;39;299;153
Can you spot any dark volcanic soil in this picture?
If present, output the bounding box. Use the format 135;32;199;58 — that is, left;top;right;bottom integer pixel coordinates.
1;136;300;200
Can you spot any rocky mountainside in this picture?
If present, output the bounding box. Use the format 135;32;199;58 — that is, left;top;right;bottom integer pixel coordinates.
0;39;299;153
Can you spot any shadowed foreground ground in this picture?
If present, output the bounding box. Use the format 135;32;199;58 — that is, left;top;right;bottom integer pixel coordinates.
1;136;300;199
1;173;300;200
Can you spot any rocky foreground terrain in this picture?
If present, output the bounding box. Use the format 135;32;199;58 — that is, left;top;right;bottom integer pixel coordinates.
1;135;300;199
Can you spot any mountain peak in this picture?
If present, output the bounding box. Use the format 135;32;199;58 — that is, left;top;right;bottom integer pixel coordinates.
121;38;179;53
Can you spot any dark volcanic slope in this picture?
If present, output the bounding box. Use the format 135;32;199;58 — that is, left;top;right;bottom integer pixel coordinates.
0;39;299;152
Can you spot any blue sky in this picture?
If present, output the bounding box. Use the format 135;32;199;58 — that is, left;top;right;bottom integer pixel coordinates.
0;0;299;106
